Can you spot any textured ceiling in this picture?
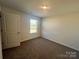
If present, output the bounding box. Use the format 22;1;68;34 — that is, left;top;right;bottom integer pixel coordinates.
0;0;79;17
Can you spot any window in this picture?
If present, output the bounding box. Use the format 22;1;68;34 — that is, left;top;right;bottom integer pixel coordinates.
30;19;38;33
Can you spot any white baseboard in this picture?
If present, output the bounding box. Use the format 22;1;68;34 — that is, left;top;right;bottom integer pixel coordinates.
43;37;79;52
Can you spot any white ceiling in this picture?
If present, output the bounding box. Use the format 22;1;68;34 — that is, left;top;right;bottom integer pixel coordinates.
0;0;79;17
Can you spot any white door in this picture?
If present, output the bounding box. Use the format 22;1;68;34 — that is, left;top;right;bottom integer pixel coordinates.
2;12;20;49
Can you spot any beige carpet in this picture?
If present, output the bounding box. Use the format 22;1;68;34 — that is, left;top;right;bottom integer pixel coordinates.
3;38;79;59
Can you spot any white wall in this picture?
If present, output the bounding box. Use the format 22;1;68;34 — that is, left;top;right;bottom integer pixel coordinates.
20;14;41;41
42;13;79;51
20;14;29;42
0;5;3;59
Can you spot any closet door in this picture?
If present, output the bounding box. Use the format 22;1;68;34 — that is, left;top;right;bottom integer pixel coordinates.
3;12;21;49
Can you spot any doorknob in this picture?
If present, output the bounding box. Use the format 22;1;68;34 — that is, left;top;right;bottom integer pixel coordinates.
17;32;20;34
1;29;3;32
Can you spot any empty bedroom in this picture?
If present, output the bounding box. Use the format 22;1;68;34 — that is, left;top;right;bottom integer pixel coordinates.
0;0;79;59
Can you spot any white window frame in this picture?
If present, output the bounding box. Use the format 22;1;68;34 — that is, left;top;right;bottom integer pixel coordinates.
30;19;38;33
